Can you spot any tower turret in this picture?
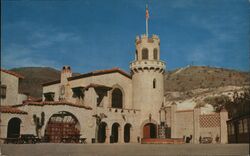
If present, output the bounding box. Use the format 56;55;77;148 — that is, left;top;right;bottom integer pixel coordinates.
130;34;166;125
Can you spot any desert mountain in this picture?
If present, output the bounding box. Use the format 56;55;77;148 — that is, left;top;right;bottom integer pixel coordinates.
11;66;250;103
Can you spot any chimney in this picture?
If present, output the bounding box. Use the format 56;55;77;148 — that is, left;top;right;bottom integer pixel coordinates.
61;66;72;84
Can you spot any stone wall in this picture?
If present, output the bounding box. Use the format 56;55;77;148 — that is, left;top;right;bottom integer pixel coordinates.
68;72;132;109
1;71;19;106
175;110;194;139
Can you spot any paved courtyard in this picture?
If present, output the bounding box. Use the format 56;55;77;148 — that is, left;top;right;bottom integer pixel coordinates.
0;143;249;156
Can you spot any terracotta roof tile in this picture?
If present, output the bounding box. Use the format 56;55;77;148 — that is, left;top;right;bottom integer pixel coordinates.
0;106;27;114
68;67;131;81
22;96;42;103
0;69;24;79
42;68;131;87
42;80;60;86
20;101;92;110
176;109;194;113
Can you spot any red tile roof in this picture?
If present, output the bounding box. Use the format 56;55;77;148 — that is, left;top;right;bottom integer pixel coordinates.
68;67;131;81
42;80;60;86
42;67;131;87
176;109;194;113
0;106;27;114
22;96;42;103
18;101;92;110
0;68;24;79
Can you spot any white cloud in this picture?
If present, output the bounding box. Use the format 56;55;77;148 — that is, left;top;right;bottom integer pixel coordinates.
30;32;81;48
2;21;83;69
2;44;60;69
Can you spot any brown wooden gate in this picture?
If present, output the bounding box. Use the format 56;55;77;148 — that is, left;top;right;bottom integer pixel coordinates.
45;111;80;143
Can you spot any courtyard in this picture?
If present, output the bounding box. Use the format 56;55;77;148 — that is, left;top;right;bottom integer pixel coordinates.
0;143;249;156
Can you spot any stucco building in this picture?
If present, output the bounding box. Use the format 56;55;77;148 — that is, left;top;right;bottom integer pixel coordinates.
0;7;229;144
0;31;228;144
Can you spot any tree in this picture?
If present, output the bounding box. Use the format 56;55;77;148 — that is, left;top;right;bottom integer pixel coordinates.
33;112;45;138
204;95;231;112
226;88;250;118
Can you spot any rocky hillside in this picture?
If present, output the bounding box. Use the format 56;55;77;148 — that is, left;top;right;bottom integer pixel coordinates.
11;67;61;98
165;66;250;92
164;66;249;113
10;66;250;99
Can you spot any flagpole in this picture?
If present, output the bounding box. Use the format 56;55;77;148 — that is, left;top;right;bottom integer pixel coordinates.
146;4;149;37
146;15;148;37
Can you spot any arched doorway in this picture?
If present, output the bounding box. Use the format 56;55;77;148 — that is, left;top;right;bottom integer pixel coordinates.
98;122;107;143
143;123;157;138
111;88;123;108
124;123;132;143
44;111;80;143
7;118;21;138
111;123;120;143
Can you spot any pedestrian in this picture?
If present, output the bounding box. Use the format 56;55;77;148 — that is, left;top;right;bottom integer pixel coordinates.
137;136;140;143
215;135;220;143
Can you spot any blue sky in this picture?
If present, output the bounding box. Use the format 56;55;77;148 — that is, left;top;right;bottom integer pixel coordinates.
2;0;250;73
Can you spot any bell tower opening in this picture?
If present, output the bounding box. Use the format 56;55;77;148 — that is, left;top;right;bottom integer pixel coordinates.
153;48;158;60
142;48;149;60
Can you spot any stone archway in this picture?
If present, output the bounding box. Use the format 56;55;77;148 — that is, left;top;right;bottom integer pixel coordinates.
143;123;157;139
124;123;132;143
7;117;21;138
111;123;120;143
44;111;80;143
98;122;107;143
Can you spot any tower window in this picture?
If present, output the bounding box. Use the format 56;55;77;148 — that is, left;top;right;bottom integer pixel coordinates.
153;48;158;60
135;50;138;60
142;48;149;60
153;79;156;89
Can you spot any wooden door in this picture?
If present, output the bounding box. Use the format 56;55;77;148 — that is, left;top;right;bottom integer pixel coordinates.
143;124;151;138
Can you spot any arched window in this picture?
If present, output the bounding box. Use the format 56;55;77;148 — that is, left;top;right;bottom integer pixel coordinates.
153;48;158;60
153;79;156;89
112;88;123;108
7;118;21;138
142;48;149;60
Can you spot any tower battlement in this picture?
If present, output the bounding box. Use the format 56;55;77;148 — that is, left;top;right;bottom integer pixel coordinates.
130;60;165;75
135;34;160;45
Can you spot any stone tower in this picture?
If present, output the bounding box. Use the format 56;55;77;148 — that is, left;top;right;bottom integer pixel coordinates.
130;34;166;124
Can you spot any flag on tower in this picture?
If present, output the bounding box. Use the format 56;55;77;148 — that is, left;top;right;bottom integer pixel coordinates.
146;5;149;19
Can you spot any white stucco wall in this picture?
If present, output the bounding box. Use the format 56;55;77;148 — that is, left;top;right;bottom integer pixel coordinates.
1;71;19;106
